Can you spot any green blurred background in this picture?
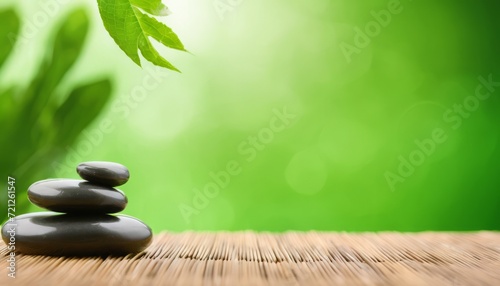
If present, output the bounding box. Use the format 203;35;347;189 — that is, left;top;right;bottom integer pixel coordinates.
1;0;499;232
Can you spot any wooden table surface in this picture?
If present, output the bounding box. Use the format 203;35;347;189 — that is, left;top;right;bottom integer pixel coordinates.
1;231;499;285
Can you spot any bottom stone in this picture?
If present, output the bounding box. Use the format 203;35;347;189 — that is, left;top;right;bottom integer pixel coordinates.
1;212;152;256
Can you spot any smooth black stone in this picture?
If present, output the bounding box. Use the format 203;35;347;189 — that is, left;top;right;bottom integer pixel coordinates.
28;179;127;213
77;161;130;187
1;212;152;256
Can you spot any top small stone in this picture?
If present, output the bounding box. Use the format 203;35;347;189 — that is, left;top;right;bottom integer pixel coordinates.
77;161;130;187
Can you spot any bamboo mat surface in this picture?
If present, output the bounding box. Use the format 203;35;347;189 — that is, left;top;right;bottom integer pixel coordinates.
1;231;499;286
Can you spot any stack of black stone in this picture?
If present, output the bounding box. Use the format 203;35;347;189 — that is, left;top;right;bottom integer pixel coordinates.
1;161;152;256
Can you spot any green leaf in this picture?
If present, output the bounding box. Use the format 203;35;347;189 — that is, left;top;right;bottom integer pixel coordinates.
0;8;20;131
130;0;170;16
97;0;185;71
0;88;16;125
0;8;20;69
21;8;89;126
53;79;113;147
49;8;90;89
134;9;184;51
138;34;178;71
